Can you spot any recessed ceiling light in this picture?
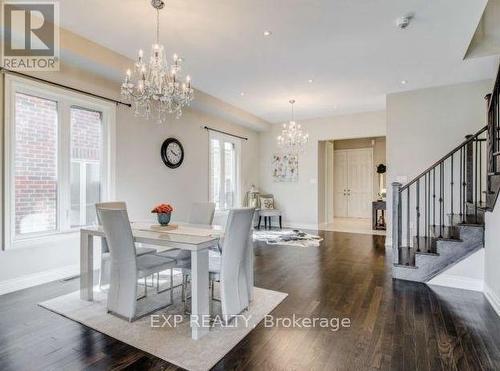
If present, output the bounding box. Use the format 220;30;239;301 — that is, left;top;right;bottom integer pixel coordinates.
263;30;272;36
401;80;408;85
308;79;313;83
240;92;245;96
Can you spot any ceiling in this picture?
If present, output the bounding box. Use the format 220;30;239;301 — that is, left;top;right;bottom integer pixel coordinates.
58;0;499;123
466;0;500;59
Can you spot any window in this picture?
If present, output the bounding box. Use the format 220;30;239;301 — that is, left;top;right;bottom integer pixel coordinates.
4;76;115;248
209;132;241;210
14;93;58;235
70;107;102;227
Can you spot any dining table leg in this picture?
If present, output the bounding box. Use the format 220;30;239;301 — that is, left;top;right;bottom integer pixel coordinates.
190;248;210;340
80;230;94;301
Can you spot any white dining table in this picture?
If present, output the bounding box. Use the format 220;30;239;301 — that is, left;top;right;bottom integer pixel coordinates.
79;222;226;340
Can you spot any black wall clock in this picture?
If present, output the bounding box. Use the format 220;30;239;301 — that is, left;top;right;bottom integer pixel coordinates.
161;138;184;169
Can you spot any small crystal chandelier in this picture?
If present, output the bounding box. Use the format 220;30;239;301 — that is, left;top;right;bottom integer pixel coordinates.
121;0;194;122
277;100;309;153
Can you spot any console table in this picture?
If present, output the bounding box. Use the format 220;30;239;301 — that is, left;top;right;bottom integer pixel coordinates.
372;200;386;230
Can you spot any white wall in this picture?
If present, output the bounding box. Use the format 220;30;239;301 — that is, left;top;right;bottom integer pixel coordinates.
485;204;500;316
115;106;260;224
259;111;386;228
427;249;485;292
386;79;493;245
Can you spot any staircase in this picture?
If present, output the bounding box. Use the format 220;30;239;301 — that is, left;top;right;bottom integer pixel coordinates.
392;64;500;282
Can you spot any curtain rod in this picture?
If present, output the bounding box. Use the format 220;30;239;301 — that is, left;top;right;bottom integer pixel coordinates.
204;126;248;140
0;67;132;107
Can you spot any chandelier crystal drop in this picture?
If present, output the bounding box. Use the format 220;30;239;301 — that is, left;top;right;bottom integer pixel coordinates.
121;0;194;122
277;99;309;153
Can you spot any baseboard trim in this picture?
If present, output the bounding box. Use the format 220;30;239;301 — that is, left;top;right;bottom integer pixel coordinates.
0;264;80;296
427;275;484;292
283;223;319;230
484;284;500;317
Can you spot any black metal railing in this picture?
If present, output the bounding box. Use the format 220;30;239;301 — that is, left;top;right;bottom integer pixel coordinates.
392;126;488;266
487;64;500;176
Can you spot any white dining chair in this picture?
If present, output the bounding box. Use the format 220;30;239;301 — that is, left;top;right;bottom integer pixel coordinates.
157;202;216;296
96;202;157;289
189;202;216;225
159;201;216;262
97;206;177;321
182;208;255;320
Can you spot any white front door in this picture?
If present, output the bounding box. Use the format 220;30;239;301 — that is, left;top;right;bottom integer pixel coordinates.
334;148;373;218
334;151;348;217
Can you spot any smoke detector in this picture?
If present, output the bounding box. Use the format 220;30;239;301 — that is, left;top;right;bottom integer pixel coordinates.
396;14;414;29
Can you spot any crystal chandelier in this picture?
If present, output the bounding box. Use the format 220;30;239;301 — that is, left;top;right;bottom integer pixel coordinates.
277;100;309;153
121;0;194;122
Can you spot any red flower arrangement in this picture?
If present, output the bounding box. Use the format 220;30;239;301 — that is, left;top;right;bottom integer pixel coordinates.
151;203;174;214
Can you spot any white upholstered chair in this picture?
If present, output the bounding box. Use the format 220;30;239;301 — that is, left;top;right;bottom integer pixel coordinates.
182;208;255;319
256;194;282;229
97;205;177;321
96;202;157;289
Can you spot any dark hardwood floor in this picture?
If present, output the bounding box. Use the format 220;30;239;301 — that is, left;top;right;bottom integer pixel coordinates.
1;230;500;370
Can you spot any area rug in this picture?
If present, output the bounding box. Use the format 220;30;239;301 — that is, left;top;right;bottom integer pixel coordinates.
39;285;287;371
253;229;323;247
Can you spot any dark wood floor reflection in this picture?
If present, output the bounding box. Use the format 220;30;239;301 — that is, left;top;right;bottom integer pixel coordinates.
1;231;499;370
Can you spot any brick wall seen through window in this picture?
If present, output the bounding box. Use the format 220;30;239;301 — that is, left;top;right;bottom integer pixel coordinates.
14;93;58;235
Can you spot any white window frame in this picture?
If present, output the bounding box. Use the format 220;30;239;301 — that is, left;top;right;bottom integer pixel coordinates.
208;131;241;211
70;158;100;228
3;75;116;249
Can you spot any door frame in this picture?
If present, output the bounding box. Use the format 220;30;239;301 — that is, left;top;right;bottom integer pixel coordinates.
324;141;335;223
333;147;374;219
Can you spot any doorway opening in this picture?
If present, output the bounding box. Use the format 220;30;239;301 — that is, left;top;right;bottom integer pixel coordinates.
318;136;386;235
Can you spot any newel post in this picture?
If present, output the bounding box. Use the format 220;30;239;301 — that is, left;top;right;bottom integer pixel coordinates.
392;182;402;264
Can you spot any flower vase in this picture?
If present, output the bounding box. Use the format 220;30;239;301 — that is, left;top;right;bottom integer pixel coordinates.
157;212;171;226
